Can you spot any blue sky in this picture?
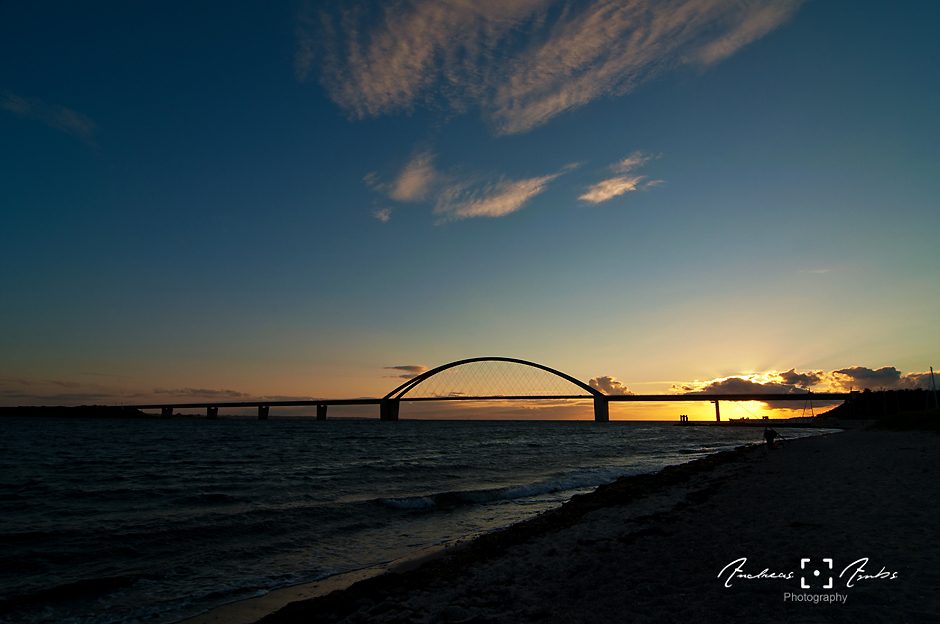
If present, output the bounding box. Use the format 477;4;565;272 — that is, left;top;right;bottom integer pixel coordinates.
1;0;938;418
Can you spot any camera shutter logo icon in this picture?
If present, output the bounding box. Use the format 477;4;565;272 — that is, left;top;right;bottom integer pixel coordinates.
801;558;833;589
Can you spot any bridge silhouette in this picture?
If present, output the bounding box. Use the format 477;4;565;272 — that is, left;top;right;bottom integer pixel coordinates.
130;356;850;421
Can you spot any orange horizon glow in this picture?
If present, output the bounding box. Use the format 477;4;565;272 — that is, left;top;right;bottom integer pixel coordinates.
4;362;930;415
134;398;832;422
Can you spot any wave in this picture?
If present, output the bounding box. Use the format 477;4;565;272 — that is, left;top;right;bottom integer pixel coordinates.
176;493;242;505
0;574;144;613
375;466;646;511
338;435;389;441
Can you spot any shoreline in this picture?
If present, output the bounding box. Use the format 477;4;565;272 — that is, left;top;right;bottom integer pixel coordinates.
251;427;939;623
176;437;777;624
678;417;872;428
181;438;778;624
176;533;488;624
254;440;773;623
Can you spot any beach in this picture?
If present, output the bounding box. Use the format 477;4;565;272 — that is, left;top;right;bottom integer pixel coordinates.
242;426;939;624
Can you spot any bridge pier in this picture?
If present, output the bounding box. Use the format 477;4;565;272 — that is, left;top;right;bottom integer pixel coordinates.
380;399;399;421
162;406;173;418
258;405;269;420
594;396;609;422
207;406;218;419
316;404;327;420
713;400;720;422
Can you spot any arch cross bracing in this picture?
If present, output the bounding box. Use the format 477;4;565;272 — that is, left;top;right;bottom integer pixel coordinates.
384;357;600;400
380;357;609;421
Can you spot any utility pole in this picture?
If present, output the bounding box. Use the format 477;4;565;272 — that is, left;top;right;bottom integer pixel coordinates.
929;367;939;411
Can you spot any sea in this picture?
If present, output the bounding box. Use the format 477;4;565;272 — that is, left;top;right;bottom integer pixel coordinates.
0;416;833;624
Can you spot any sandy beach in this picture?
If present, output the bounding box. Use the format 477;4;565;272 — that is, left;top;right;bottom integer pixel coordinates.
223;425;940;624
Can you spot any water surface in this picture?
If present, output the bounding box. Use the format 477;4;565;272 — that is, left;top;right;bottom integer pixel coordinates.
0;417;829;623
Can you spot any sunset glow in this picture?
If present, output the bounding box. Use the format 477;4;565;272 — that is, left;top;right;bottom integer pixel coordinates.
1;0;937;416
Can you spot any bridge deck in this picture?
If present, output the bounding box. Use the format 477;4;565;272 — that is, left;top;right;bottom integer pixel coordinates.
128;392;848;411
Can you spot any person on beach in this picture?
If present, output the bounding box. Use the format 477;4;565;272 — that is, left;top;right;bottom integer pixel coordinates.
764;427;778;449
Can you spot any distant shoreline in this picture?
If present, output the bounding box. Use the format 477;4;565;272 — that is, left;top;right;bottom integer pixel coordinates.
0;404;863;426
0;406;201;419
5;389;931;422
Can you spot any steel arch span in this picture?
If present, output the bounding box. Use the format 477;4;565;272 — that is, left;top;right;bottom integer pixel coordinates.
380;357;609;421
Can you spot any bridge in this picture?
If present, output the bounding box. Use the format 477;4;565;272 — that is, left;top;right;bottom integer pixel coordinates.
128;356;850;421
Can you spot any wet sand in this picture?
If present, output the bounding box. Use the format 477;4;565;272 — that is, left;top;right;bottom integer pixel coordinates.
239;427;939;624
178;537;485;624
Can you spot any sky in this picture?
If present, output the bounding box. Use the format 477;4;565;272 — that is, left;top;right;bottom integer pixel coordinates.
1;0;938;420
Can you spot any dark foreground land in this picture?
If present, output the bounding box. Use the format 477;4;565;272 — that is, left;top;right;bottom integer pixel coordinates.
253;422;939;624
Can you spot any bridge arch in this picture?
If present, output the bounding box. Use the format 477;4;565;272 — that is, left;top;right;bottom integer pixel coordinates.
380;357;609;421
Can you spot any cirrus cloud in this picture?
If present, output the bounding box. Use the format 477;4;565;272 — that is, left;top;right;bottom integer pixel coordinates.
389;150;438;202
369;150;575;222
434;171;564;222
153;387;254;399
301;0;806;135
579;175;646;204
372;207;392;222
579;150;663;204
612;150;655;173
1;91;98;145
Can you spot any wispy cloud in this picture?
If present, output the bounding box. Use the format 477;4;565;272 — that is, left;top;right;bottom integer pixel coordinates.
77;372;136;379
0;389;117;404
0;377;321;407
1;374;83;389
1;91;98;144
0;374;118;405
370;150;573;222
579;150;662;204
579;175;645;204
372;207;392;222
151;388;323;402
695;0;805;65
153;388;254;399
383;365;430;379
612;151;655;173
253;394;320;402
433;172;563;222
389;150;438;201
303;0;806;135
48;380;82;389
